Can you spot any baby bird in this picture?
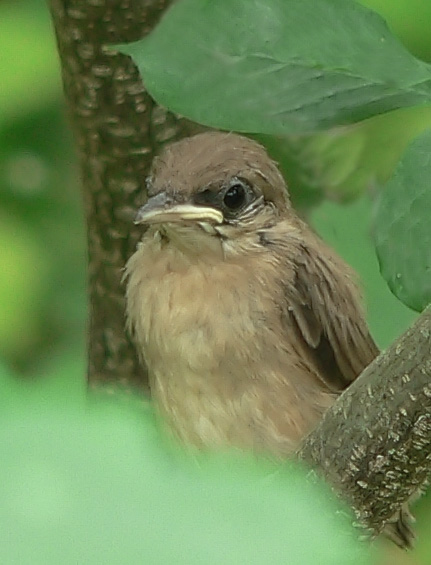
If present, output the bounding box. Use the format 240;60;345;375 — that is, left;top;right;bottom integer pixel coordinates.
125;131;412;547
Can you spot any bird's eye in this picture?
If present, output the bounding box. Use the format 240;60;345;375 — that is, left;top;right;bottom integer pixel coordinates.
223;183;246;210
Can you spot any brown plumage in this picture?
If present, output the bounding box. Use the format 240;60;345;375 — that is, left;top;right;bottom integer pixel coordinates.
125;131;412;547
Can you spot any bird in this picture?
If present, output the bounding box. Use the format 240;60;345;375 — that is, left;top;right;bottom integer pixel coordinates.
125;131;412;547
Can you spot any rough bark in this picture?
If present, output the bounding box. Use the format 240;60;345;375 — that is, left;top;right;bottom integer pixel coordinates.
48;0;202;393
299;305;431;538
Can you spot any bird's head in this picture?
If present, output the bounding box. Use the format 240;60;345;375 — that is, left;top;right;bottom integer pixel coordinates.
135;132;291;258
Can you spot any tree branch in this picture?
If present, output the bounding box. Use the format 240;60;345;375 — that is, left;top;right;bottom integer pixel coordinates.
48;0;203;393
299;305;431;538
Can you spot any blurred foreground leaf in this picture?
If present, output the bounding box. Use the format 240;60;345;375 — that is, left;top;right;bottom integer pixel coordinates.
373;129;431;311
120;0;431;135
0;364;373;565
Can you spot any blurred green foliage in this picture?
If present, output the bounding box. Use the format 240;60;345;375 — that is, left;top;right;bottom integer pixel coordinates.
1;0;431;563
0;363;374;565
0;0;86;372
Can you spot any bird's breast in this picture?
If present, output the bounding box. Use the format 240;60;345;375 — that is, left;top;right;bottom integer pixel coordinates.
125;237;333;455
127;237;277;373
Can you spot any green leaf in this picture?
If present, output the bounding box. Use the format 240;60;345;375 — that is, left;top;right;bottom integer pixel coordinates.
274;106;431;204
373;129;431;312
0;364;373;564
119;0;431;134
361;0;431;63
0;400;373;565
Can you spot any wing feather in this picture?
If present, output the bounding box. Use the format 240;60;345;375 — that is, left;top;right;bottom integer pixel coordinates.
283;240;379;391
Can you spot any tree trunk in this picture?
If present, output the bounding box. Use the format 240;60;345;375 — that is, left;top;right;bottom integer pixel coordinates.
48;0;202;393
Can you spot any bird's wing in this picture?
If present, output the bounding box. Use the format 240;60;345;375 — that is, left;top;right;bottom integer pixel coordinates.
283;241;379;392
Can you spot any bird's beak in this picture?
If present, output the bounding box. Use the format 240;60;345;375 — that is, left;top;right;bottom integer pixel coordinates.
134;192;223;225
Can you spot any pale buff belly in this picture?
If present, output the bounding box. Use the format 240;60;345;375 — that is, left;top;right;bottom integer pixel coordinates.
150;366;334;457
126;240;334;457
